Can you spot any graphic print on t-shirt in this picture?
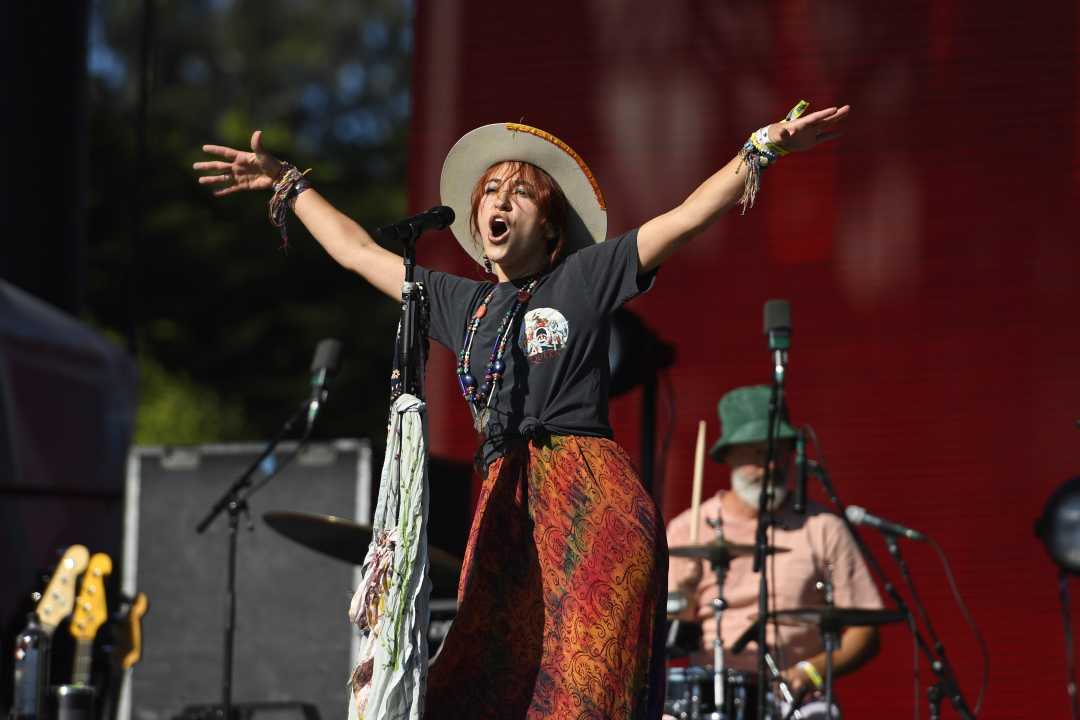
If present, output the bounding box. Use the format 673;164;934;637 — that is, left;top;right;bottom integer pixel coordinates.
522;307;570;365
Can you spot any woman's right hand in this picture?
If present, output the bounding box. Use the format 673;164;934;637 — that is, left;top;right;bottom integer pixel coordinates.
194;130;283;197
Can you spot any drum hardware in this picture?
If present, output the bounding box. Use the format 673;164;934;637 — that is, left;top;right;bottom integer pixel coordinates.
427;598;458;655
667;590;690;617
666;617;703;659
667;517;792;720
706;517;728;714
262;511;462;597
731;604;906;720
761;607;907;631
818;566;836;720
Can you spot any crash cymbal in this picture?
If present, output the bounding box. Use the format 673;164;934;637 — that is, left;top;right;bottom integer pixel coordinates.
669;540;790;565
765;606;907;631
263;511;462;597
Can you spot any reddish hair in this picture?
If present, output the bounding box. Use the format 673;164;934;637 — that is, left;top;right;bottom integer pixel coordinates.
468;161;569;267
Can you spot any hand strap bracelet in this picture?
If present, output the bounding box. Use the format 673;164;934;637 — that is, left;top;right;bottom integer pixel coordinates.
736;100;809;213
268;163;313;248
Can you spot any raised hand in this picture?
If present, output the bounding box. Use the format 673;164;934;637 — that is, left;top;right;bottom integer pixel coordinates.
769;105;850;153
194;130;283;197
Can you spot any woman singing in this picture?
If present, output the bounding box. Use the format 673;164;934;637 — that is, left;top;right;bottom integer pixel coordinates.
195;102;848;719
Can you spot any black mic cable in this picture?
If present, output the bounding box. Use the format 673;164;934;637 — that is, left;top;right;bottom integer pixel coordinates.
793;426;807;514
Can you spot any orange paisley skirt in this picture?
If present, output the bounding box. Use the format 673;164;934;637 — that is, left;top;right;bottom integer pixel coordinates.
425;435;667;719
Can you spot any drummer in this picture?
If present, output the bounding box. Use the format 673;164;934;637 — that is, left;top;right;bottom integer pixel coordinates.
667;385;883;695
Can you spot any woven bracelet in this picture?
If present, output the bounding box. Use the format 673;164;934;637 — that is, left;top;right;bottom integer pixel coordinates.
736;100;809;213
268;163;313;248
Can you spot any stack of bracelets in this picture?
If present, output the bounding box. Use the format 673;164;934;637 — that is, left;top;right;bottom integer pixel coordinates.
737;99;809;213
268;163;313;247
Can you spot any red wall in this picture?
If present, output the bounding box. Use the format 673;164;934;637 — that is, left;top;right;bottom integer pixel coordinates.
408;1;1080;715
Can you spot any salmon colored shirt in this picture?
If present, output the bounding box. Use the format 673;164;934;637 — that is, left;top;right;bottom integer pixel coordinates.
666;491;883;672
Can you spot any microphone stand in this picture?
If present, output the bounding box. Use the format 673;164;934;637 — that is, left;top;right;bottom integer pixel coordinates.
194;398;316;720
809;461;975;719
399;230;420;398
1059;569;1080;720
754;363;785;719
884;536;975;719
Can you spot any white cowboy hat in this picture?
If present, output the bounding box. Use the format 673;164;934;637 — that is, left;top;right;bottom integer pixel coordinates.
439;123;608;266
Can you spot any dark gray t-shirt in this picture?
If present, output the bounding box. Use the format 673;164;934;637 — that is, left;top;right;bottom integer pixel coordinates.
416;228;653;461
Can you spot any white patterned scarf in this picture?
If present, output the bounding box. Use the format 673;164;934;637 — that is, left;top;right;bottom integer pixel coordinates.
347;393;430;719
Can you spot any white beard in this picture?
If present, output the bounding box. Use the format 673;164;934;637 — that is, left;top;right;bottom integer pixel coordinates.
731;467;788;511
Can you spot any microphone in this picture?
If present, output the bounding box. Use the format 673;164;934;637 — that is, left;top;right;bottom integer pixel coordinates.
306;338;343;430
793;428;807;514
845;505;927;542
376;205;455;243
763;299;791;385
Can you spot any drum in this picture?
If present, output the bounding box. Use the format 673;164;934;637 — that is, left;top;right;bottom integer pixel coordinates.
779;690;841;720
664;667;841;720
664;666;756;720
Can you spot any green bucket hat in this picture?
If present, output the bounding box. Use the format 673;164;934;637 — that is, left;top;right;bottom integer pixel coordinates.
709;385;798;461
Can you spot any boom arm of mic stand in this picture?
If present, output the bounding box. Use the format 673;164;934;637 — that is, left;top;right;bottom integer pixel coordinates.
810;462;975;719
196;398;310;534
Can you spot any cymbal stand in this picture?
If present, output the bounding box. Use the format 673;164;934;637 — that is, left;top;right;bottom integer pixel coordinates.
819;564;837;719
706;517;728;715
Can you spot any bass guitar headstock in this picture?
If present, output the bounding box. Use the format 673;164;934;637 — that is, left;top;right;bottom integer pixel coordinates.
70;553;113;644
35;545;90;635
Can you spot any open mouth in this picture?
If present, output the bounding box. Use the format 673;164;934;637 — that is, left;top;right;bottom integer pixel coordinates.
489;216;509;241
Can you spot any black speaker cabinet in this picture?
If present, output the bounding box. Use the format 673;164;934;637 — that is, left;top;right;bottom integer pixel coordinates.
119;441;372;720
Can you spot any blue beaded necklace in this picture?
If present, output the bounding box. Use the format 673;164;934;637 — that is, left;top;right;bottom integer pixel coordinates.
457;277;540;431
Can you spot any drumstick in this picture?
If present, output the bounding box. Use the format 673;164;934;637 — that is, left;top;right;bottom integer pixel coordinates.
689;420;706;544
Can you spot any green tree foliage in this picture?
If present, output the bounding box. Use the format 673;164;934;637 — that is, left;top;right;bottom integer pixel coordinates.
134;352;251;444
86;0;413;445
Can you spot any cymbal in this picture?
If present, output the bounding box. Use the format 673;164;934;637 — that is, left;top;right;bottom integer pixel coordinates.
732;605;906;654
263;511;462;597
669;540;790;565
767;606;907;631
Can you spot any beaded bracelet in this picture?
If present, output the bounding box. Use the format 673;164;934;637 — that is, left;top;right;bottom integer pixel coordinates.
737;100;809;213
797;660;824;689
268;163;313;248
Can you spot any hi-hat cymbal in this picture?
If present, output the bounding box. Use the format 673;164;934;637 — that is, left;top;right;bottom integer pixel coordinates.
767;605;907;631
263;511;462;597
669;540;790;565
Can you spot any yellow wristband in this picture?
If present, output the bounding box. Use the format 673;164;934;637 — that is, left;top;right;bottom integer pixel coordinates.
797;660;824;689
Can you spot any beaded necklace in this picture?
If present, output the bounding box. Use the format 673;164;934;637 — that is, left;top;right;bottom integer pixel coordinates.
457;277;541;431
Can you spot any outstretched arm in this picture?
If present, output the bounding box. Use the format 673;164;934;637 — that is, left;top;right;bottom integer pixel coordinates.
194;131;405;300
636;104;850;272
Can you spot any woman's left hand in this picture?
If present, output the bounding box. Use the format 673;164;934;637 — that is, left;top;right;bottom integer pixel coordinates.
768;105;850;152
